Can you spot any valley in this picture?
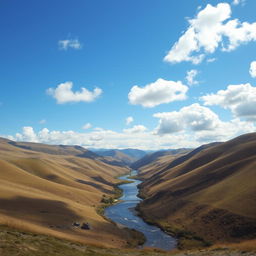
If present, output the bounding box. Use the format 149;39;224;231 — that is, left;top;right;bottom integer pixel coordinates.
0;133;256;255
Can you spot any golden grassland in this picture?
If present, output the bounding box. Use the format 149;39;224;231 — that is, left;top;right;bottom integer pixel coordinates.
138;133;256;250
0;138;145;248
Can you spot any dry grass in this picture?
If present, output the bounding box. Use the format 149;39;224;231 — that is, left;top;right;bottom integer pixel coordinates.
138;133;256;248
0;138;137;248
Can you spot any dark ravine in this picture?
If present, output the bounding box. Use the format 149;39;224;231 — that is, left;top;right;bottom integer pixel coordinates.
104;170;177;251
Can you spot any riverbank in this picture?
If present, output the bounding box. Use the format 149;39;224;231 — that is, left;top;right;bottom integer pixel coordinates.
104;171;177;251
136;203;212;250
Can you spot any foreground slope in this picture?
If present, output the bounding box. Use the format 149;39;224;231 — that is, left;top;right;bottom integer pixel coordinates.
0;138;133;248
1;225;255;256
138;133;256;246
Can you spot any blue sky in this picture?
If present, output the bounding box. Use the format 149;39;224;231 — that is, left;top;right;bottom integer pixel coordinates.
1;0;256;149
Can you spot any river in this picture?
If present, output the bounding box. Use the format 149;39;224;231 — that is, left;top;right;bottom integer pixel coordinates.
104;170;177;251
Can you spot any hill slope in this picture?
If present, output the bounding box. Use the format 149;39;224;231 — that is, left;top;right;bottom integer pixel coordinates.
94;149;147;166
9;141;126;167
0;138;135;248
131;148;192;175
138;133;256;247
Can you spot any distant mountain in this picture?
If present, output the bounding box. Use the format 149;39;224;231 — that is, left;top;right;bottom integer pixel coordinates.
131;148;192;170
93;149;147;166
138;133;256;246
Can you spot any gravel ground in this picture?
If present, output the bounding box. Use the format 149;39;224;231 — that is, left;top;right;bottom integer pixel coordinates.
172;248;256;256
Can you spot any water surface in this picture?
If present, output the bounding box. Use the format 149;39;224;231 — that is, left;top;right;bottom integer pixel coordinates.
104;171;176;251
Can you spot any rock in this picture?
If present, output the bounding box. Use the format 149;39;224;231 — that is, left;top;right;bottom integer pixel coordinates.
72;222;80;227
81;222;90;230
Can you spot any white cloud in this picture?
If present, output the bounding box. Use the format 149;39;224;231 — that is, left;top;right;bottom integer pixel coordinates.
123;125;147;134
154;103;221;135
207;58;217;63
164;3;256;64
232;0;246;6
47;81;102;104
201;83;256;121
126;116;134;125
83;123;92;130
15;127;38;143
128;78;188;108
58;39;82;50
186;69;199;86
5;119;255;151
153;103;255;143
249;61;256;78
195;118;254;142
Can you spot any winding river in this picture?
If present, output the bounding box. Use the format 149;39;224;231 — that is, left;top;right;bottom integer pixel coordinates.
104;170;177;251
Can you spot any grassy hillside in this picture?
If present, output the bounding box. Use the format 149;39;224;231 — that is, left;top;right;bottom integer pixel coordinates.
95;149;147;166
138;133;256;248
0;138;138;248
9;140;126;167
132;149;192;179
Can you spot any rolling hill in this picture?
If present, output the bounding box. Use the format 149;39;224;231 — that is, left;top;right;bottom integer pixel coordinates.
9;140;126;167
94;149;147;166
131;148;192;174
137;133;256;247
0;137;136;248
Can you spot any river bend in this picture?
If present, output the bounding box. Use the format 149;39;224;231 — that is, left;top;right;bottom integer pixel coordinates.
104;170;176;251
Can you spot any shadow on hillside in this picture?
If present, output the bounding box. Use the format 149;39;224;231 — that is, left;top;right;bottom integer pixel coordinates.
0;196;80;227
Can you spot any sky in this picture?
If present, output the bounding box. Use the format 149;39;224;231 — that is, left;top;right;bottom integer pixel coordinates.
0;0;256;150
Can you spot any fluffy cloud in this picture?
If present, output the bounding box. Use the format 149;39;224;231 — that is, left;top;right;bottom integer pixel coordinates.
232;0;246;5
153;103;255;143
82;123;92;130
123;125;147;134
58;39;82;50
15;127;38;142
7;126;161;150
128;78;188;108
6;119;255;151
126;116;134;125
154;103;221;135
201;83;256;121
195;118;255;142
186;69;199;86
250;61;256;78
47;82;102;104
164;3;256;64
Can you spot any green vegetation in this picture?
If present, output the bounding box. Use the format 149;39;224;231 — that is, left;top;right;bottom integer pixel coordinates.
1;225;254;256
0;225;150;256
